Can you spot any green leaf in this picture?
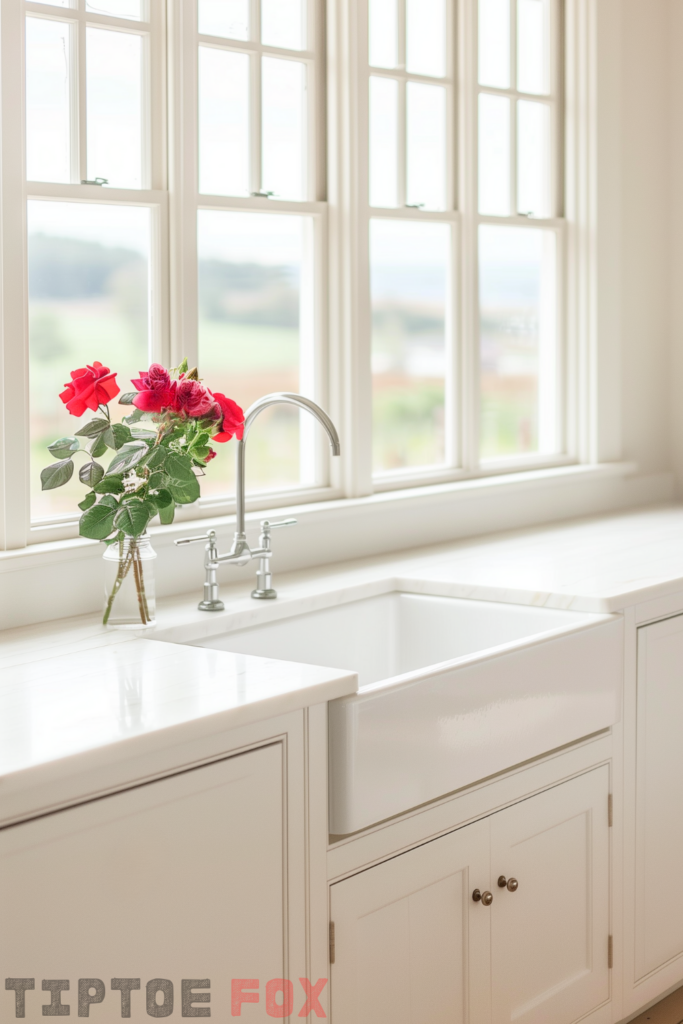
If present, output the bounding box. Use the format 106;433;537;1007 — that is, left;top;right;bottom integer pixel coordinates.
165;451;195;482
192;446;211;463
107;443;149;475
94;473;125;494
123;407;145;425
48;436;79;458
40;458;75;490
113;498;153;537
98;494;120;509
147;470;167;491
167;472;200;505
79;501;117;540
78;491;96;512
79;461;105;487
118;392;138;405
89;434;108;459
75;417;109;438
103;423;133;451
130;427;157;440
191;431;211;448
159;498;175;526
149;487;173;509
176;357;189;375
143;445;168;470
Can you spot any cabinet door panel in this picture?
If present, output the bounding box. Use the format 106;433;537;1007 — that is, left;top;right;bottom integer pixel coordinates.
636;615;683;979
330;819;491;1024
0;744;283;1022
490;766;610;1024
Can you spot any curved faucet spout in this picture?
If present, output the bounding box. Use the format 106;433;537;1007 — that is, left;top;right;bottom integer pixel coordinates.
243;392;341;454
233;392;340;541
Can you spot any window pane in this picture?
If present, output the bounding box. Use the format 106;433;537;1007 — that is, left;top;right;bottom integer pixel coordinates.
479;225;557;459
29;202;150;520
479;0;510;88
518;0;549;94
26;17;71;184
86;29;142;188
406;0;446;78
35;0;69;6
479;93;510;215
261;0;304;50
198;211;312;496
199;47;249;196
199;0;249;40
517;100;551;217
369;76;398;208
262;58;305;200
86;0;141;19
369;0;398;69
371;220;449;473
407;82;446;211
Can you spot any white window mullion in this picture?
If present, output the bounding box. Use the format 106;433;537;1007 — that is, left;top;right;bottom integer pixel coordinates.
328;0;373;498
397;78;407;208
168;0;199;371
459;0;481;474
510;0;518;215
249;0;262;195
77;15;87;183
0;0;30;549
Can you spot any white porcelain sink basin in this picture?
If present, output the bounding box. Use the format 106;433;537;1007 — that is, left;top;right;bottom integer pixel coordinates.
182;590;623;833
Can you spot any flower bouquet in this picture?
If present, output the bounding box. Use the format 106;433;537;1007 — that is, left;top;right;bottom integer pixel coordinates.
42;359;244;627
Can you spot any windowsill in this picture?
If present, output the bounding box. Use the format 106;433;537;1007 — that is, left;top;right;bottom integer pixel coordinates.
0;460;674;631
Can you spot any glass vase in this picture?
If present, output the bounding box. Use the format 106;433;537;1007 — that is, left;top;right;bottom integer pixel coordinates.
103;532;157;628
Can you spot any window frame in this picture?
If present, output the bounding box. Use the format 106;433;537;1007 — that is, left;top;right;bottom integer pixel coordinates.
0;0;610;552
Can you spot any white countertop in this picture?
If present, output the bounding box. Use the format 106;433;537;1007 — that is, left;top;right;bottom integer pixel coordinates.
3;502;683;824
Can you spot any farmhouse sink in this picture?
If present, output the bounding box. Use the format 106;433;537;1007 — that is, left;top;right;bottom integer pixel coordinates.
181;591;623;834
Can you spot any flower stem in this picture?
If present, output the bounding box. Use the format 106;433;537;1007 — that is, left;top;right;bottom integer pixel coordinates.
102;539;134;626
131;540;149;625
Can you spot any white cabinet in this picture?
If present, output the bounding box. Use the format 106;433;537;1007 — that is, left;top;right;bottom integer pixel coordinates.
490;769;610;1024
330;817;491;1024
0;743;284;1022
634;615;683;981
330;767;610;1024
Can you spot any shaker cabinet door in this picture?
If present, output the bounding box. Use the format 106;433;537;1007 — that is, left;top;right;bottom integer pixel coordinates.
490;766;610;1024
330;818;491;1024
0;743;284;1022
635;615;683;980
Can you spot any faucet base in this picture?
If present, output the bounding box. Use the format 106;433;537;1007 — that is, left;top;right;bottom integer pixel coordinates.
251;588;277;600
198;598;225;611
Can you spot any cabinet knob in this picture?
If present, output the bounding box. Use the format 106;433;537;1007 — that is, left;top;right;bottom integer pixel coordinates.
472;889;493;906
497;875;519;892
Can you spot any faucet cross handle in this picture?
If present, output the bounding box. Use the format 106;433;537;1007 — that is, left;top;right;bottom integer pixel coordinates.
259;517;297;538
252;518;297;600
174;530;225;612
174;529;218;549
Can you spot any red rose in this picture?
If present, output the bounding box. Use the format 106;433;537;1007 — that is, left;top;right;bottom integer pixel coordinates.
59;362;120;417
174;377;217;418
131;363;176;413
212;393;245;442
204;448;217;463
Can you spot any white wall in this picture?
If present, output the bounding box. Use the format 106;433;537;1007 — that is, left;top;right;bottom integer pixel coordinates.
619;0;672;480
669;0;683;493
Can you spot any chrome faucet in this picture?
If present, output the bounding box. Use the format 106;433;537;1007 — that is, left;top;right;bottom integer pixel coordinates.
175;392;340;610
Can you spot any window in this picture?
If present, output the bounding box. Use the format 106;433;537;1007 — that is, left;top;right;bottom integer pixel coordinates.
1;0;565;545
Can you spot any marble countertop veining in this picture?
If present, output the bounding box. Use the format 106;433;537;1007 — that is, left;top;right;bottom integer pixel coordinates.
3;502;683;823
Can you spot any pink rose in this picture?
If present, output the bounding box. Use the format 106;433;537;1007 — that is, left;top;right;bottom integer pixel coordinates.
59;362;120;417
174;378;217;418
131;364;176;413
212;393;245;443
